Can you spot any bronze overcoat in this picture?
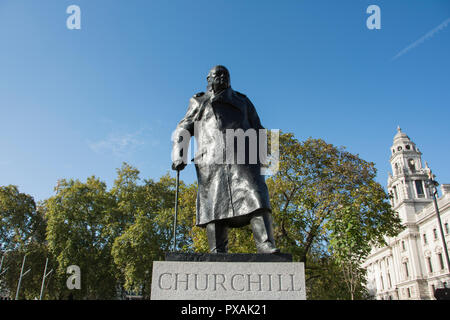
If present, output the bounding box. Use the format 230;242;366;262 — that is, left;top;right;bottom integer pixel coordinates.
172;87;271;227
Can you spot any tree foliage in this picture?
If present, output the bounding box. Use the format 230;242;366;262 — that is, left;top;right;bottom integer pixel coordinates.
0;186;45;251
266;133;403;298
0;186;49;299
45;176;118;299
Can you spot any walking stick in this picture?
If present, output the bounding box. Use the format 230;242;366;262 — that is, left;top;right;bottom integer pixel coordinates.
172;169;180;252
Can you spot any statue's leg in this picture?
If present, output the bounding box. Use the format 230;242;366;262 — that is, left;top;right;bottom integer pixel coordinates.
206;222;229;253
250;210;280;254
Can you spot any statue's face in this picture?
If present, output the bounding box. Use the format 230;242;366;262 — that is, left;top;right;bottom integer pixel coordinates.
207;67;230;93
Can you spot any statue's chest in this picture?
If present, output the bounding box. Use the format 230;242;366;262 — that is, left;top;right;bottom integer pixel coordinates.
202;101;248;131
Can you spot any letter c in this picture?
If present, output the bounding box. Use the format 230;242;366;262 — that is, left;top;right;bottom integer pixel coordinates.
231;274;245;291
158;273;172;290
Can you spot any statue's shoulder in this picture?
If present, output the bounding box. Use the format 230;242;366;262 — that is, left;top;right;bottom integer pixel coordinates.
188;91;206;108
193;91;205;98
234;90;247;98
234;90;252;105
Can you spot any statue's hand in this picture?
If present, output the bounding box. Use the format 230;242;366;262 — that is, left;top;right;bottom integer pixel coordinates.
172;160;187;171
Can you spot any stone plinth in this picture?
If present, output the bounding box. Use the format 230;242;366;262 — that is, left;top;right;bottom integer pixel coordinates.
151;253;305;300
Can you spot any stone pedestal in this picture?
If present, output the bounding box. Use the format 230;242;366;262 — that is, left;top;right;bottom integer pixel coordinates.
150;253;305;300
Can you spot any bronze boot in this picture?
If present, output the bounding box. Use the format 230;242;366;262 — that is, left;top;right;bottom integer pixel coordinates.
206;222;229;253
250;211;280;254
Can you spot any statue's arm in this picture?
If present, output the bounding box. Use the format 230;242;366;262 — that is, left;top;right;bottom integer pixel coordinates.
171;97;201;170
176;97;201;134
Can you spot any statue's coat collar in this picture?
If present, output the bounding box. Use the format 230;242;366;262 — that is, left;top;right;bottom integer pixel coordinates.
207;87;245;112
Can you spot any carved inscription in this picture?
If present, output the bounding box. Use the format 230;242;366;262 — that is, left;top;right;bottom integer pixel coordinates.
157;272;303;292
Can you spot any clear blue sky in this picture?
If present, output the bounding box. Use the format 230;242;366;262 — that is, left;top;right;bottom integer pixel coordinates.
1;0;449;201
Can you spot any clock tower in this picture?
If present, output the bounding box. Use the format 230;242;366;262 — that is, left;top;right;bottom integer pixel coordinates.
388;127;433;222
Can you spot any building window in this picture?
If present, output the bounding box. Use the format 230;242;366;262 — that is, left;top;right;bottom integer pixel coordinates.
393;186;398;200
427;257;433;273
423;233;427;244
407;287;411;298
388;273;392;288
433;228;438;240
431;284;436;296
395;163;400;175
403;262;409;278
401;241;406;251
380;275;384;290
415;180;424;198
408;158;415;172
445;223;449;234
438;253;444;270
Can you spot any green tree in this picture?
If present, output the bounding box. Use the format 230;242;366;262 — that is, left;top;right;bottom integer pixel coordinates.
45;177;118;299
112;214;162;298
109;163;196;298
305;254;350;300
265;133;403;299
328;202;397;299
110;166;180;298
0;186;49;299
0;185;45;251
154;178;197;253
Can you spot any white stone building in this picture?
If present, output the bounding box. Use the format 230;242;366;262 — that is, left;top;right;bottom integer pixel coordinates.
362;127;450;300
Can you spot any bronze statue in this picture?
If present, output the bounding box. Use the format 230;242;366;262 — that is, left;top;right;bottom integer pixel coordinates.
172;65;279;254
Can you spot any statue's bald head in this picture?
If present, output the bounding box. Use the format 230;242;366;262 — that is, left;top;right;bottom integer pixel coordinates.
207;65;230;93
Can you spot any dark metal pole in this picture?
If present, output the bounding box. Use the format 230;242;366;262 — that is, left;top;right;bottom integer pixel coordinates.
425;164;450;273
172;169;180;252
431;187;450;272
